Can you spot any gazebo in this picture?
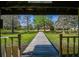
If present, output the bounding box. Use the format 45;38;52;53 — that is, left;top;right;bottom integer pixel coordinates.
0;1;79;57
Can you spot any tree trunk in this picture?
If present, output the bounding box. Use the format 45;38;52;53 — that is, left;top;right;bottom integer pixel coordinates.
44;24;45;32
62;27;65;34
43;16;45;32
12;15;14;33
27;17;29;32
37;25;39;32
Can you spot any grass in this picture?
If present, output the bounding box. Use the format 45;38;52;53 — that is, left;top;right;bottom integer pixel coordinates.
45;31;78;55
0;31;37;57
21;32;37;45
1;32;37;45
1;29;37;33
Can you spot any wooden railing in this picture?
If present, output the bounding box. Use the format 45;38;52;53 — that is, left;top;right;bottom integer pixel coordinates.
0;34;21;57
60;34;79;56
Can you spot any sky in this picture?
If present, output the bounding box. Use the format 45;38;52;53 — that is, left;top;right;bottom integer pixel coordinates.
48;15;59;23
18;15;59;26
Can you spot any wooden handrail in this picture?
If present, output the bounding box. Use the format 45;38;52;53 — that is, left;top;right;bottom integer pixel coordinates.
0;36;18;39
62;36;79;38
0;34;21;57
60;34;79;56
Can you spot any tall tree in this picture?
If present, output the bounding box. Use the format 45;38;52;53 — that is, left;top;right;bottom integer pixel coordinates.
55;15;78;34
24;15;31;32
34;15;42;31
34;15;54;31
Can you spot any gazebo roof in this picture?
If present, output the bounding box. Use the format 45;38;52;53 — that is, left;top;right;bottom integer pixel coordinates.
0;1;79;15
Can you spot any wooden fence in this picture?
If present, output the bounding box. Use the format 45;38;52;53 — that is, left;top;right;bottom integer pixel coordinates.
60;34;79;56
0;34;21;57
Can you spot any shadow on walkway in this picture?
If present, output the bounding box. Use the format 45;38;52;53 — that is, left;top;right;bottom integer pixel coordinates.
22;45;59;57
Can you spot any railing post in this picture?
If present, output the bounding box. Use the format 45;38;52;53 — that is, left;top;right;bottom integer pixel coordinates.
0;9;2;57
67;37;69;56
0;29;2;57
11;37;13;56
73;37;75;56
60;34;62;56
18;34;21;56
78;8;79;56
4;38;7;56
78;36;79;56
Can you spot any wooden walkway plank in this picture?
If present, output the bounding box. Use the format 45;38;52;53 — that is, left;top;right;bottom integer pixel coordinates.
22;32;59;57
